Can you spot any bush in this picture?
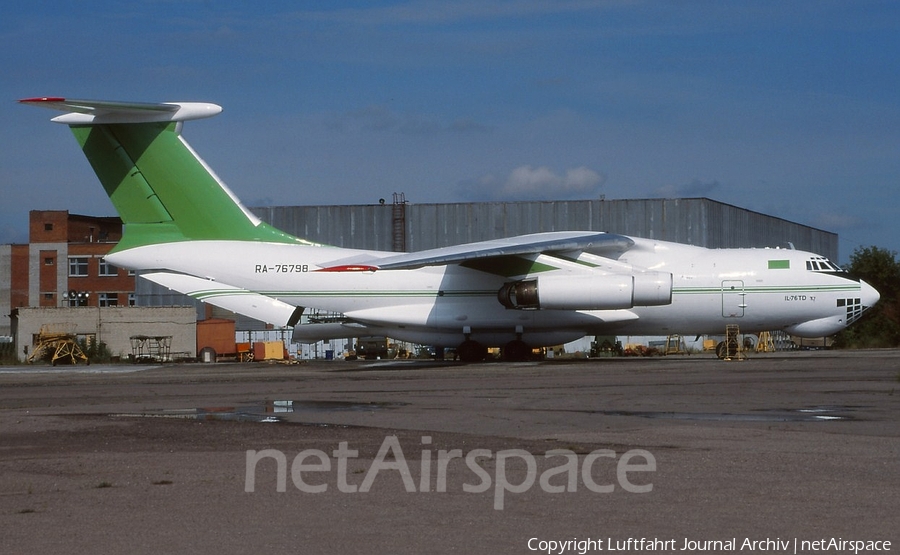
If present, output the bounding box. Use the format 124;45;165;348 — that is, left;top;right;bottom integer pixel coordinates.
834;246;900;348
79;338;113;363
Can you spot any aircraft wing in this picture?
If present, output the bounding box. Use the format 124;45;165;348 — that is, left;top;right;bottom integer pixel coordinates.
321;231;634;271
141;272;302;327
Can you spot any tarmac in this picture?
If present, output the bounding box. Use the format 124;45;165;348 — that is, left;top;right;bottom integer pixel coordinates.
0;350;898;554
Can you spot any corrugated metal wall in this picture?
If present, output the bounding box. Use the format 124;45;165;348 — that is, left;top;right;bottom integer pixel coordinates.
252;198;837;258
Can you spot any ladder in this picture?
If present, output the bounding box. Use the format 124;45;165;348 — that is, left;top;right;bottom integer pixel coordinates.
664;334;687;355
391;192;407;252
723;324;746;361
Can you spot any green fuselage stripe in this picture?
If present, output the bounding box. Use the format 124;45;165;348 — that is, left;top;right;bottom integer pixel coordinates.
189;289;497;301
674;285;859;295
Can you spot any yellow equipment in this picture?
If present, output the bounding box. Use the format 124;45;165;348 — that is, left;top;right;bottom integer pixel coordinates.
27;324;89;366
756;331;776;353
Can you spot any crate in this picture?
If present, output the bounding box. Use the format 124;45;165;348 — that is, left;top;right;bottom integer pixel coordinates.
253;341;284;361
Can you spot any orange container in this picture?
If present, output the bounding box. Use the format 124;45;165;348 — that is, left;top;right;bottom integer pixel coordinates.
196;318;236;356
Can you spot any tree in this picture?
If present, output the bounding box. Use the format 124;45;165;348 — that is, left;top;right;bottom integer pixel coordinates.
833;246;900;348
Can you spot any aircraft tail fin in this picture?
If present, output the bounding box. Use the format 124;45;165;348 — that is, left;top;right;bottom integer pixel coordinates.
20;97;305;251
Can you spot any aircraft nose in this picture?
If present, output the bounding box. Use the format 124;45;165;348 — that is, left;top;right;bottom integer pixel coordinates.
860;279;880;309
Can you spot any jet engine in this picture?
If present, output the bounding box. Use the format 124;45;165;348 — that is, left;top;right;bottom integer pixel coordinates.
498;272;672;310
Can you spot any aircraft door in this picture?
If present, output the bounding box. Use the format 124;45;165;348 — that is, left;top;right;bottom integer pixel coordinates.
721;280;745;317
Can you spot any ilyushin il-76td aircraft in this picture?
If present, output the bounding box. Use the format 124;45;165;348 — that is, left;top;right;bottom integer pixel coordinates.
22;97;880;361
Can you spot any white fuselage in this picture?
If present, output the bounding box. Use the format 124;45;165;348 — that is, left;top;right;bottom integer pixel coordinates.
108;236;879;348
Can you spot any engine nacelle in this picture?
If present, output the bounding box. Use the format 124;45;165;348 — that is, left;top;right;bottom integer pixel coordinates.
633;271;673;306
498;272;672;310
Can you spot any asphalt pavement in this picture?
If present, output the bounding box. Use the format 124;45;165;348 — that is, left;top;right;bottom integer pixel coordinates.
1;350;897;554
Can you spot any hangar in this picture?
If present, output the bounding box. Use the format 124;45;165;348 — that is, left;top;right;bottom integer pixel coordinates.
248;196;837;256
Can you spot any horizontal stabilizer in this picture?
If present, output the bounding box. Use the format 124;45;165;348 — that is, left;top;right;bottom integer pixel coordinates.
322;231;633;271
141;272;299;326
19;97;222;124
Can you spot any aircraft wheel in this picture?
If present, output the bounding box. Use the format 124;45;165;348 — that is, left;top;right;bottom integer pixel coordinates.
715;340;738;359
457;340;487;363
715;341;727;359
503;340;531;362
199;347;217;363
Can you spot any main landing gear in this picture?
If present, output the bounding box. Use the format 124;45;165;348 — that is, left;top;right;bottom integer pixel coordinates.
456;339;488;363
454;328;533;363
502;339;532;362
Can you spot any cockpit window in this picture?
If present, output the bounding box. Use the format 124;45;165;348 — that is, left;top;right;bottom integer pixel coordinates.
806;256;844;272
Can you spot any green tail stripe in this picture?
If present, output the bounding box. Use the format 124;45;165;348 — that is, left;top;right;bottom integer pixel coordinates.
70;122;303;250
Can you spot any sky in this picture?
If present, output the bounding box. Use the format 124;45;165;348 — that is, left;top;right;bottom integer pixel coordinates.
2;0;899;261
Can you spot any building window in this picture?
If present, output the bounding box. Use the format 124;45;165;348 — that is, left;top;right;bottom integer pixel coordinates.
67;292;90;307
128;293;136;306
44;293;54;300
44;257;55;265
98;258;118;277
44;223;53;231
98;293;118;307
68;257;89;277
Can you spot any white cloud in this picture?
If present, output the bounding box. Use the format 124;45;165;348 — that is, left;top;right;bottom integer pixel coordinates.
499;165;604;198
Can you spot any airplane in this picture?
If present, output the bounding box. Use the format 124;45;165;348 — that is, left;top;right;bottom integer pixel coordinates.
21;97;880;361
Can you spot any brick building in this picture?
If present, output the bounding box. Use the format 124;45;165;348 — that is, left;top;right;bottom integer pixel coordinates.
1;211;136;336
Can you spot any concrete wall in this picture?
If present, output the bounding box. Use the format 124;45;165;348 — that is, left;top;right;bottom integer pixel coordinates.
13;306;196;362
